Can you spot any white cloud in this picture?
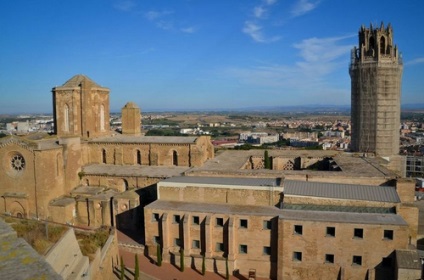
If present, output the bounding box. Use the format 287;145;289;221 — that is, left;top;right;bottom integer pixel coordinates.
263;0;277;5
253;6;267;18
226;34;354;99
156;20;173;31
291;0;320;17
113;0;136;12
181;26;198;34
144;10;173;21
294;35;353;63
242;21;281;43
405;57;424;66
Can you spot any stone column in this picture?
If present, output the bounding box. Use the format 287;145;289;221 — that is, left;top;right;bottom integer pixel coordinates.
227;217;235;261
204;215;212;258
161;213;170;261
183;214;190;255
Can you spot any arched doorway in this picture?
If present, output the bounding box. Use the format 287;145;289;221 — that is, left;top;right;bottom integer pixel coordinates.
10;201;26;218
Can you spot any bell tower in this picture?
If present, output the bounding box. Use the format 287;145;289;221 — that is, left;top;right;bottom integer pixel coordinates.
349;23;403;156
52;74;110;139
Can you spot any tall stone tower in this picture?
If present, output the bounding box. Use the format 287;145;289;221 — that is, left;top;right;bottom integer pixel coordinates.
121;102;141;135
349;23;403;156
52;74;110;139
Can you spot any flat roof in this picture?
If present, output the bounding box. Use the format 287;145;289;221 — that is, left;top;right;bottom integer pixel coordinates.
146;200;407;226
89;135;198;144
284;180;400;203
146;200;283;216
280;209;407;226
71;186;105;196
188;150;397;178
83;164;189;178
159;176;281;188
49;196;75;207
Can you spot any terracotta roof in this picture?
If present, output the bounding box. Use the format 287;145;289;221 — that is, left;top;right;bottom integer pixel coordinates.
57;74;103;88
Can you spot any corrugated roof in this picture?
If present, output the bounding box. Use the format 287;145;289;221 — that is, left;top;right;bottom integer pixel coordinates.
161;176;280;187
284;180;400;203
281;209;407;225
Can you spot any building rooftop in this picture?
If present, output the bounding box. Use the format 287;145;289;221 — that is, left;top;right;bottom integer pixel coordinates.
0;136;61;151
89;135;198;144
146;200;283;217
70;186;105;197
160;176;281;188
49;196;75;207
0;219;62;280
188;150;397;179
395;249;422;269
146;200;407;226
283;180;400;203
280;209;407;226
55;74;104;89
83;164;189;178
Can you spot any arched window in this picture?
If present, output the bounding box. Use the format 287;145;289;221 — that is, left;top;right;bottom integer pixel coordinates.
136;150;142;165
64;104;70;132
123;179;129;191
172;150;178;166
369;36;375;50
100;104;105;131
102;149;107;164
380;36;386;55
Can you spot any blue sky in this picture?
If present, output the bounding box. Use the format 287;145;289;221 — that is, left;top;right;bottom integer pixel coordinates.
1;0;424;113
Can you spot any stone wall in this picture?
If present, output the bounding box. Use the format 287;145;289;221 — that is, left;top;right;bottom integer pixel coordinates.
277;218;409;280
158;186;281;207
144;208;277;278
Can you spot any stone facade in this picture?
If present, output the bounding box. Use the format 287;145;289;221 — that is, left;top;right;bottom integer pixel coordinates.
121;102;141;135
144;176;418;280
52;75;110;139
0;75;214;229
350;23;403;156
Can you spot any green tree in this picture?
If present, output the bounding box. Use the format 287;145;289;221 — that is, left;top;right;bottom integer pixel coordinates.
264;150;271;169
134;254;139;280
180;248;185;272
120;256;125;280
225;257;229;280
201;254;206;276
157;244;162;267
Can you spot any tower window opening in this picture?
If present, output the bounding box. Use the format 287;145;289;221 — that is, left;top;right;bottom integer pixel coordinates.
172;150;178;166
102;149;107;164
64;104;70;132
380;36;386;55
100;104;105;131
136;150;142;165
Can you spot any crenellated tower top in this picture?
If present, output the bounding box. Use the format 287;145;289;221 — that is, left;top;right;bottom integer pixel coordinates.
351;22;401;65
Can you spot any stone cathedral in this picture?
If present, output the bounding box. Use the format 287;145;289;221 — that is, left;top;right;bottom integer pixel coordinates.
0;74;214;228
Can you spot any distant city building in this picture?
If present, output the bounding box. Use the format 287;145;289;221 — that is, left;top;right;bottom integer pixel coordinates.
350;23;403;156
240;132;281;145
406;155;424;178
322;130;345;138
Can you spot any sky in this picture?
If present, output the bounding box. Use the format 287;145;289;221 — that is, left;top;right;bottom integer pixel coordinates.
1;0;424;113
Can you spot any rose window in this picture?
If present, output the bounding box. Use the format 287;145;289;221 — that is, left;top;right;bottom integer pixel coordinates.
11;154;25;171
